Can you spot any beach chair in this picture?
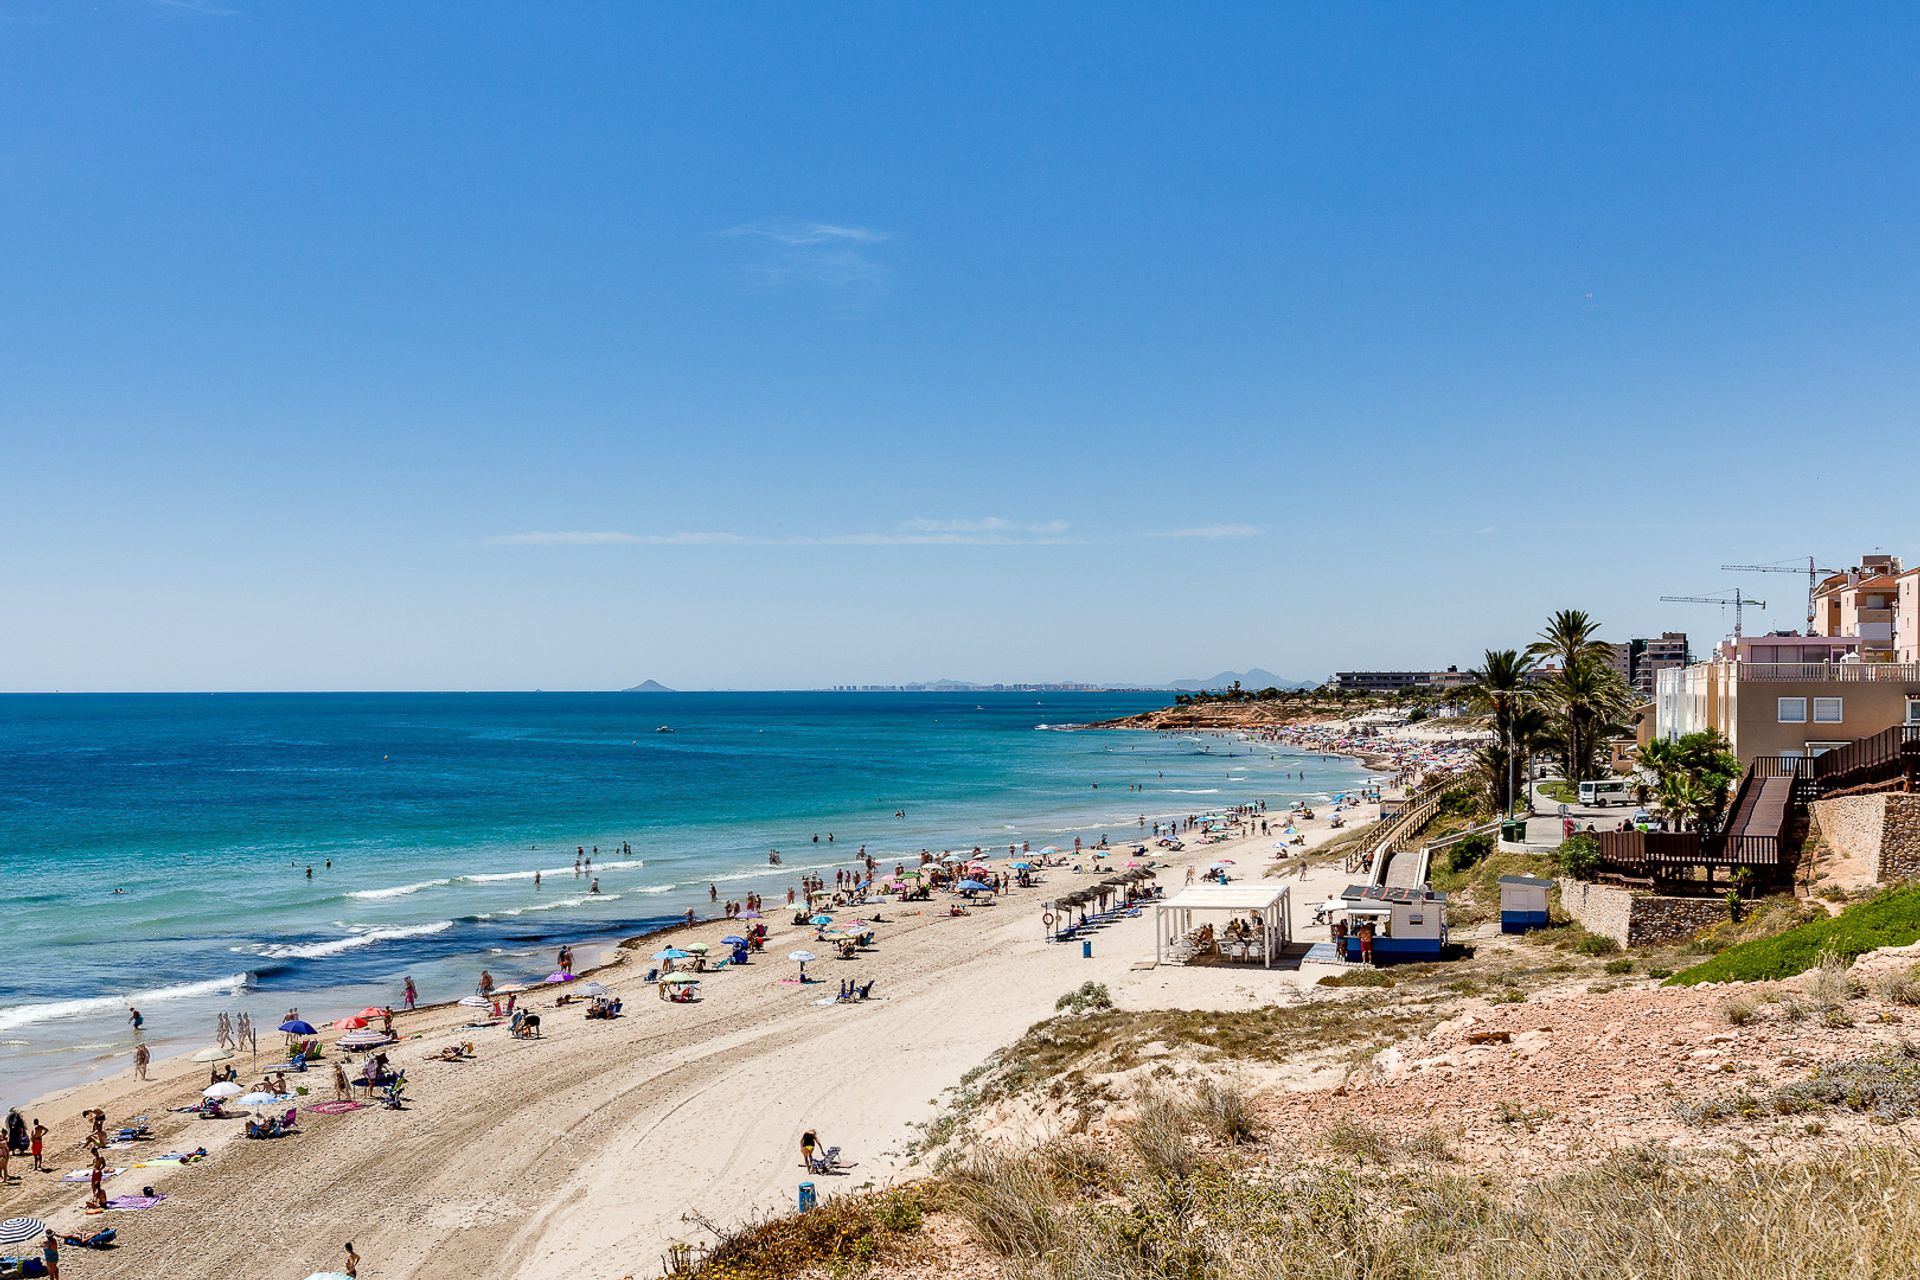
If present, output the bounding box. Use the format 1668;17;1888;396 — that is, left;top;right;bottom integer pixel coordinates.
642;967;659;983
856;980;875;1000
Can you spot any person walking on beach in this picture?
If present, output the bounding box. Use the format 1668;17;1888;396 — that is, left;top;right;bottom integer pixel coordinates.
29;1118;47;1172
333;1061;351;1102
133;1043;150;1080
403;976;417;1010
800;1129;819;1169
478;969;494;999
343;1242;360;1278
41;1229;58;1280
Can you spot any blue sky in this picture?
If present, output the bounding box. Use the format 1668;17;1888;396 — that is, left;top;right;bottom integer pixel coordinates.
3;2;1916;691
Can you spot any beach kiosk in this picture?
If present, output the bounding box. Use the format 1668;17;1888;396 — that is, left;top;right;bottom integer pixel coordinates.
1497;874;1552;933
1332;883;1447;963
1153;883;1291;967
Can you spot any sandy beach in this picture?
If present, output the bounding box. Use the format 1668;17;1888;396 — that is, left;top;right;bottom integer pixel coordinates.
3;759;1380;1280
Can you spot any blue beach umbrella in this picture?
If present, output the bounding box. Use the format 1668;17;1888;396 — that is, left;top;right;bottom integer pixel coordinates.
720;935;749;946
278;1020;317;1036
652;948;692;961
810;914;834;925
1010;862;1033;870
958;879;990;892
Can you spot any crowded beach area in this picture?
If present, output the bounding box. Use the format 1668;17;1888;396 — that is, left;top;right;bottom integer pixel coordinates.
0;732;1396;1280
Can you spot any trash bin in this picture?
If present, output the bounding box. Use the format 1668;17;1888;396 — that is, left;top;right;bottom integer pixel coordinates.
1081;939;1092;959
1501;819;1526;844
798;1181;817;1212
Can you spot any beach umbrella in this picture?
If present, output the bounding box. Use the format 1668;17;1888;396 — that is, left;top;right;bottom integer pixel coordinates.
545;971;575;983
306;1274;355;1280
720;935;748;946
235;1091;281;1106
958;879;990;892
457;995;493;1009
190;1047;232;1063
787;950;817;963
577;981;610;997
0;1219;48;1247
337;1029;390;1049
356;1007;386;1019
651;948;691;961
1039;846;1060;854
810;914;834;925
664;973;701;985
331;1016;368;1031
738;909;761;918
940;854;964;863
278;1019;317;1036
1010;862;1033;870
203;1082;244;1099
819;930;851;941
684;942;711;953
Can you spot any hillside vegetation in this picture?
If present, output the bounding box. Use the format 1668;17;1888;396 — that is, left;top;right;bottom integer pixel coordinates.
1668;886;1920;985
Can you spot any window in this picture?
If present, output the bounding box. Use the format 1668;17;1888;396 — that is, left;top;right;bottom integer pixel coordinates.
1909;698;1920;727
1777;697;1807;723
1813;697;1843;723
1806;742;1849;757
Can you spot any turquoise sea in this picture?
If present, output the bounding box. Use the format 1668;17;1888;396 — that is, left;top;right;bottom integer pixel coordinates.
0;692;1371;1100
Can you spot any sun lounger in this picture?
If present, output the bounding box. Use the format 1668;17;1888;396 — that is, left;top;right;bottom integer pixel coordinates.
59;1228;116;1249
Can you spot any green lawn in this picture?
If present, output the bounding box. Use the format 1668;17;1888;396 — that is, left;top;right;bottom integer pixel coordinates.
1666;886;1920;985
1538;779;1578;804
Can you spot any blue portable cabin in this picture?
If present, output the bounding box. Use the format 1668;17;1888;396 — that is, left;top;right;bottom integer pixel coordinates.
1497;874;1553;933
1334;883;1447;963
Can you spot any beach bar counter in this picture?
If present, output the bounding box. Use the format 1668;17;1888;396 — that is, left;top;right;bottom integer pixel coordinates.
1153;884;1292;968
1333;883;1447;962
1497;874;1553;933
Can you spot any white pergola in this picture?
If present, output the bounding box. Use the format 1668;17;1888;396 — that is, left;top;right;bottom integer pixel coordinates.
1153;883;1292;968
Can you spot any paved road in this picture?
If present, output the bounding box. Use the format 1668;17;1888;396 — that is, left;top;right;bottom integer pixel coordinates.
1520;776;1637;847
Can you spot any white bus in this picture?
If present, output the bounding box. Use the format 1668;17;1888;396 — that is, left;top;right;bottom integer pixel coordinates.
1578;779;1630;807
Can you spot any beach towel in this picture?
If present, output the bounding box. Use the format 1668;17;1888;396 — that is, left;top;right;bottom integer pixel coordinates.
307;1101;363;1115
106;1193;167;1210
63;1167;123;1182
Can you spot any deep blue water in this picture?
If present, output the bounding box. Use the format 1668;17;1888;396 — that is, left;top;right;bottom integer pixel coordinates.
0;692;1369;1097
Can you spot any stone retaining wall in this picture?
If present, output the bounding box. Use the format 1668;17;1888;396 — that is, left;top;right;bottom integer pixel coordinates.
1812;794;1920;883
1556;878;1729;948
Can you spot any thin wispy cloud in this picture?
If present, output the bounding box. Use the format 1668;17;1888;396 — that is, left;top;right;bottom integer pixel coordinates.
718;222;888;247
485;517;1264;549
482;531;643;547
1154;524;1263;540
715;219;894;307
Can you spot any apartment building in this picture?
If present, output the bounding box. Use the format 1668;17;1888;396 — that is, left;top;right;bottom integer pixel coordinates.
1329;667;1475;694
1655;631;1920;763
1812;554;1904;661
1898;566;1920;664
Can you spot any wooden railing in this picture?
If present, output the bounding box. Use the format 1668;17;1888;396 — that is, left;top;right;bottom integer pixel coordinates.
1346;775;1467;877
1813;725;1920;794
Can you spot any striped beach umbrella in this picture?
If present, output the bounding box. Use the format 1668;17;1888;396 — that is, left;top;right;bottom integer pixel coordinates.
0;1217;47;1246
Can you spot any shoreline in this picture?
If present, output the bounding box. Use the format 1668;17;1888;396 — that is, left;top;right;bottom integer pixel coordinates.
2;772;1378;1280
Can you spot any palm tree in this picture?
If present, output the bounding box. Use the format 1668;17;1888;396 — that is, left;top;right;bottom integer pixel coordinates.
1466;648;1537;814
1527;612;1632;785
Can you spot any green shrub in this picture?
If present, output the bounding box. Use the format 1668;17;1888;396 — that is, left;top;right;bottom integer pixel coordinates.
1446;832;1495;874
1604;958;1634;975
1574;932;1622;956
1668;887;1920;986
1556;834;1601;882
1055;981;1113;1013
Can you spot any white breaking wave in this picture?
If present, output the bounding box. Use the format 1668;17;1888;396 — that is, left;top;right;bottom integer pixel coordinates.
459;858;644;884
348;878;454;900
250;920;455;960
1171;788;1222;795
0;973;252;1034
495;893;625;917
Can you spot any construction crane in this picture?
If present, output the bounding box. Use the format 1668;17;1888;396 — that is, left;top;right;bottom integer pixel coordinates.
1660;590;1767;642
1720;557;1837;633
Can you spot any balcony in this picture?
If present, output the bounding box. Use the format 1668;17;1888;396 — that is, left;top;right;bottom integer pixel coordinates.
1735;662;1920;683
